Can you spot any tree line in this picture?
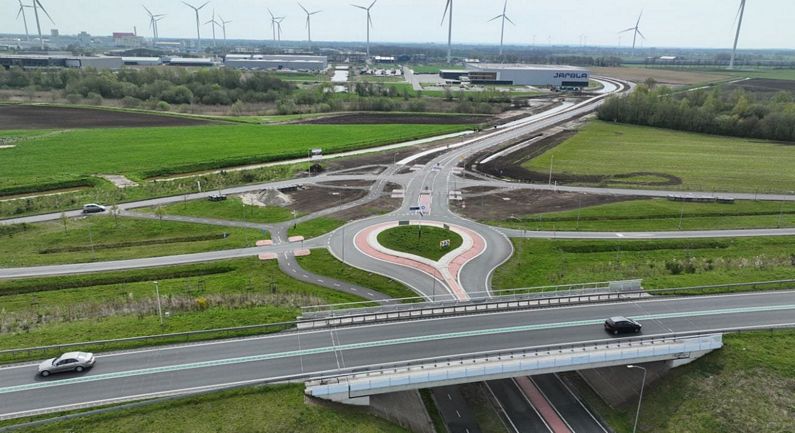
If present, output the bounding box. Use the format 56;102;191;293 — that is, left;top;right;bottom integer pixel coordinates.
0;67;293;106
598;83;795;142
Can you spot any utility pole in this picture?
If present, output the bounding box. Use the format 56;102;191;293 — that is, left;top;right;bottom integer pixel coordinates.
154;281;164;325
548;155;554;185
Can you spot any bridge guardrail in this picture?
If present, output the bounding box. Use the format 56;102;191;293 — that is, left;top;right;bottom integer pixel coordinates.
1;279;792;363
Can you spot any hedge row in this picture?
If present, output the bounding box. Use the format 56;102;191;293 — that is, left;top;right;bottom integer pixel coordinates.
0;223;30;237
524;210;795;223
0;264;236;297
38;233;231;254
557;240;730;254
0;178;98;198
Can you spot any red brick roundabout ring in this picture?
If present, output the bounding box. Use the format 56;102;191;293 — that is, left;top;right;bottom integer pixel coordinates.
353;221;488;301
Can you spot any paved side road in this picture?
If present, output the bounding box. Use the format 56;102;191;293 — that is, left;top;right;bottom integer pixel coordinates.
277;252;393;304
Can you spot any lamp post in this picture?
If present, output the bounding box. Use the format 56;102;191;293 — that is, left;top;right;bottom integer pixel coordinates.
154;281;164;325
627;364;647;433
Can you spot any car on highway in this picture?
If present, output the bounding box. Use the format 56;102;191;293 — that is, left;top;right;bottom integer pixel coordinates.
604;316;642;335
81;203;106;214
38;352;96;377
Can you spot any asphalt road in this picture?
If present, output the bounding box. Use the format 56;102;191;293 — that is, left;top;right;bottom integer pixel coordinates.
1;291;793;418
431;386;483;433
487;379;551;432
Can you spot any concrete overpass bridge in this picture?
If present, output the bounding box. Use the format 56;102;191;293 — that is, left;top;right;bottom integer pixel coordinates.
1;290;793;420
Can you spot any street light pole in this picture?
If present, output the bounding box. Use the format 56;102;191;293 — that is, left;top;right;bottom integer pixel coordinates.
154;281;164;325
627;365;647;433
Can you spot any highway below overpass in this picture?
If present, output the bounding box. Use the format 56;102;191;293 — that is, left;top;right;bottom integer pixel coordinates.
1;290;793;420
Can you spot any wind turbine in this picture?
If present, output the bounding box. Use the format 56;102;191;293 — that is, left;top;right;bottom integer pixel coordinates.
729;0;747;69
268;9;285;42
488;0;514;56
440;0;454;64
143;6;165;44
619;11;645;50
183;1;209;50
219;15;231;42
204;9;220;47
16;0;31;41
30;0;54;50
352;0;377;59
298;3;321;43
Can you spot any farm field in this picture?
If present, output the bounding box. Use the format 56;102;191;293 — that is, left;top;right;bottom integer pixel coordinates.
580;330;795;433
0;104;211;130
524;121;795;193
592;67;731;85
4;384;407;433
0;217;263;267
492;236;795;291
0;122;469;193
490;199;795;232
0;258;363;351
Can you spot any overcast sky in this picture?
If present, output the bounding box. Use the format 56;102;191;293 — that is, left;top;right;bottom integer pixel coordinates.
2;0;793;50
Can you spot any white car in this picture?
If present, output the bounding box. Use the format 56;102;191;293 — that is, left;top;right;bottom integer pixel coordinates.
38;352;96;377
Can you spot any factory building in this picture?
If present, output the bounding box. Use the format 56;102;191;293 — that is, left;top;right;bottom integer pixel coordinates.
223;54;328;71
440;64;590;89
0;54;123;70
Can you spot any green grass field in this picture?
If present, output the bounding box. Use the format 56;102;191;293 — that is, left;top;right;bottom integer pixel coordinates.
583;330;795;433
288;217;346;239
490;199;795;232
0;217;264;267
147;196;297;225
524;121;795;193
0;258;363;351
493;236;795;291
377;225;463;261
7;384;408;433
297;249;417;300
0;123;469;191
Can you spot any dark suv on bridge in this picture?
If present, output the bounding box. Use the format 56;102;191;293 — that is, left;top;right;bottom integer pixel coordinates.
604;316;642;335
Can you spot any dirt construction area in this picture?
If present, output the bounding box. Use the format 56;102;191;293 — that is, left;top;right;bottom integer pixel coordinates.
450;188;636;221
296;112;492;125
0;105;211;130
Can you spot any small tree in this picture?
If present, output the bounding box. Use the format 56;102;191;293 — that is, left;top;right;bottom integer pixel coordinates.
60;212;68;233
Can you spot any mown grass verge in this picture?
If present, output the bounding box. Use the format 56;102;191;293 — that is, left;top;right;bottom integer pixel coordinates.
146;196;297;225
0;384;408;433
297;249;418;300
288;217;346;239
493;236;795;291
0;217;263;267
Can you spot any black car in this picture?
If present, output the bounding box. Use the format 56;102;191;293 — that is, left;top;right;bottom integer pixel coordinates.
604;316;642;335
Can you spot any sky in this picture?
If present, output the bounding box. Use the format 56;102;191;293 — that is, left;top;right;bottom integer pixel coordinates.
2;0;793;50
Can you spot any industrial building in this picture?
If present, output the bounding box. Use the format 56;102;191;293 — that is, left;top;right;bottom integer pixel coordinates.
223;54;327;71
440;64;590;89
0;54;123;70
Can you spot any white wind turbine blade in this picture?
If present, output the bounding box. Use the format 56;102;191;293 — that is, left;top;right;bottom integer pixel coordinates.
35;0;55;24
368;0;377;10
441;0;451;26
504;15;515;25
488;14;502;22
618;27;635;33
197;1;209;11
636;29;646;40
